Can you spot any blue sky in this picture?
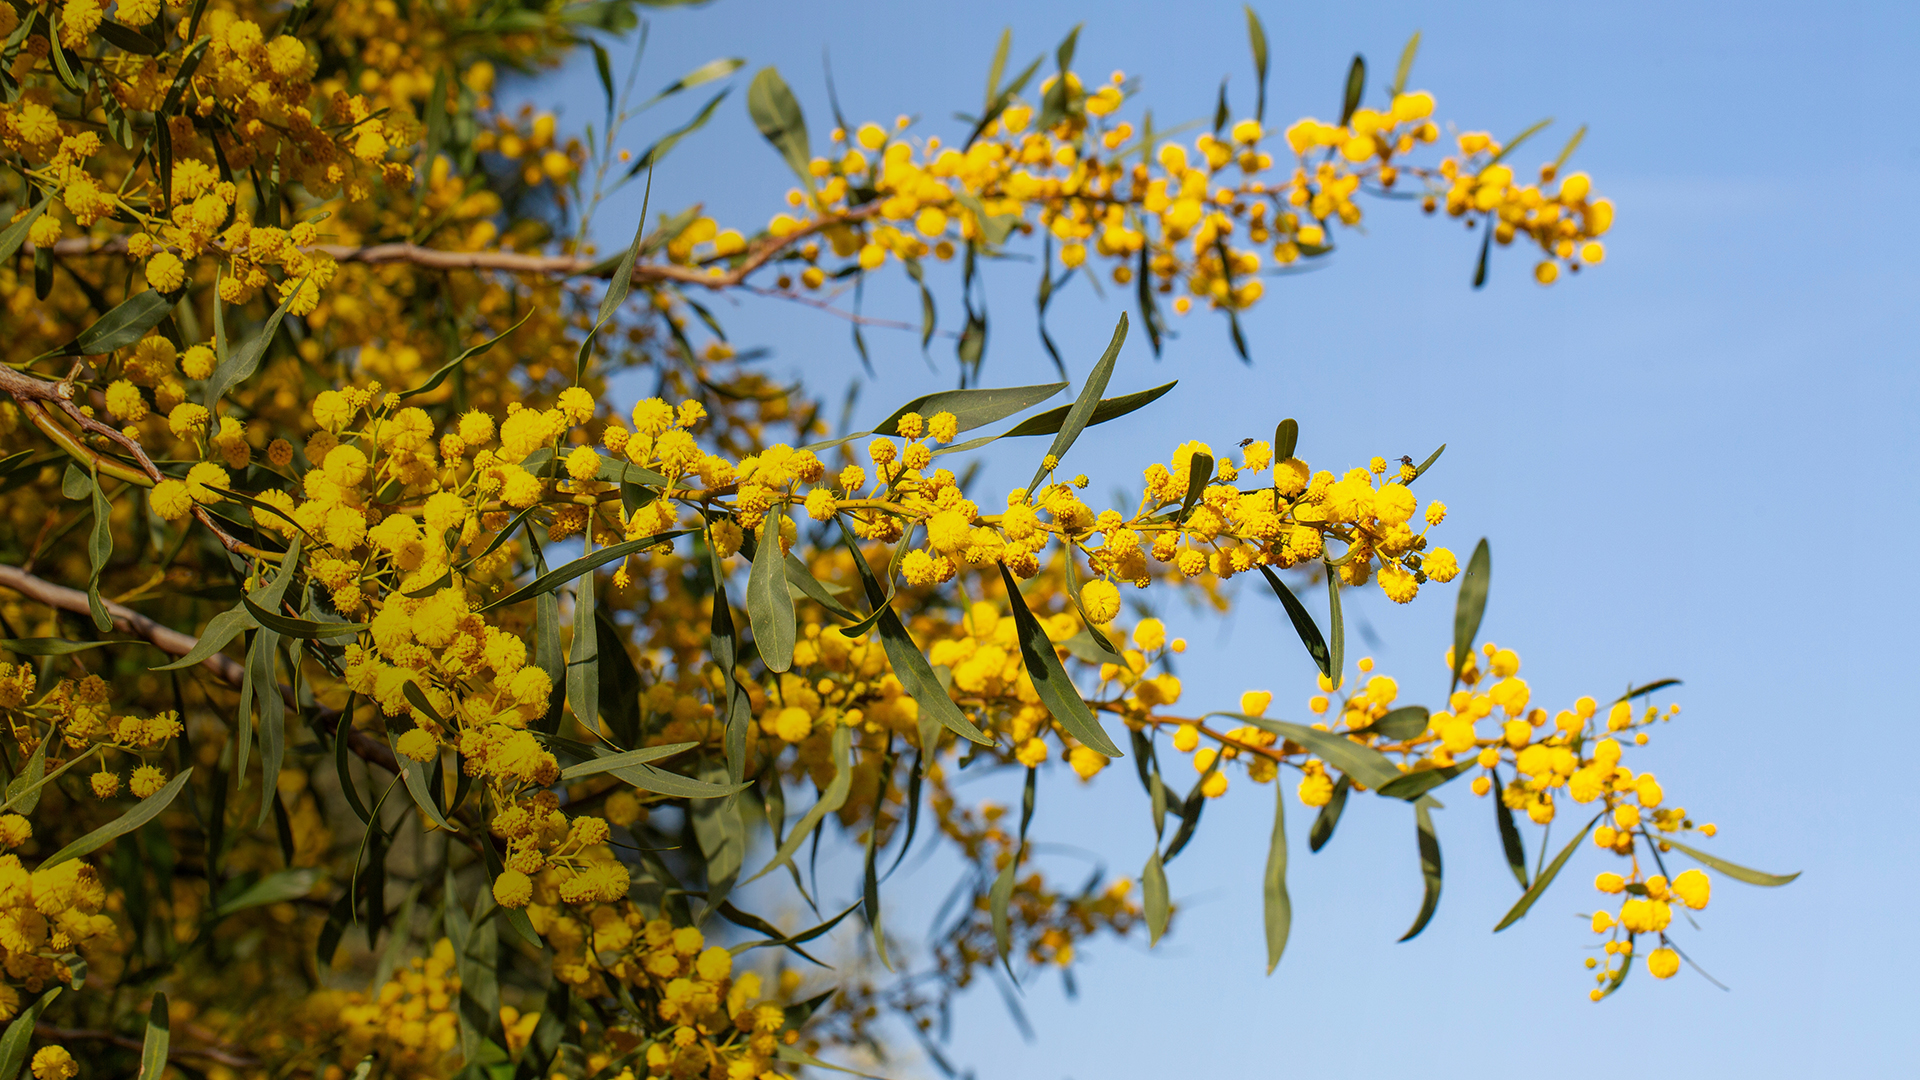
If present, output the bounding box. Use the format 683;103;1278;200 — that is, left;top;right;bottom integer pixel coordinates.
516;1;1919;1074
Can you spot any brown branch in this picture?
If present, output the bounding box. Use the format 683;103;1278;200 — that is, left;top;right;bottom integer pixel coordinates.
34;1024;260;1068
0;563;397;777
26;200;886;290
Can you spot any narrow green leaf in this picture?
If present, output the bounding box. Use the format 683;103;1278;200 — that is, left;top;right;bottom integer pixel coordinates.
862;753;892;970
996;380;1177;439
3;738;48;817
1486;117;1554;167
0;636;143;656
1616;678;1682;704
1339;54;1366;126
1000;563;1121;758
68;289;176;355
240;597;365;638
1027;314;1127;493
0;196;50;264
566;563;599;737
250;630;286;829
1143;848;1169;946
215;867;320;917
1360;705;1430;741
748;508;797;672
1256;565;1330;678
558;742;698;781
1408;442;1445;483
1471;218;1493;289
746;725;851;884
841;523;991;746
1551;123;1588;176
86;469;112;631
1175;452;1213;523
136;991;169;1080
1327;569;1345;691
43;768;193;867
746;66;813;189
873;382;1065;440
626;88;731;176
0;987;60;1080
1658;838;1800;887
1376;761;1469;802
1450;538;1491;692
1308;775;1350;852
152;602;254;670
1492;767;1529;889
1389;30;1422;99
1216;714;1397;790
641;57;745;110
1398;798;1443;941
1494;809;1604;931
481;530;689;611
204;273;305;405
1245;6;1269;121
1263;781;1290;971
397;310;533;401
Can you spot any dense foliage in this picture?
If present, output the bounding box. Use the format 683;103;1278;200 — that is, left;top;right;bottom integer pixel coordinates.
0;2;1791;1078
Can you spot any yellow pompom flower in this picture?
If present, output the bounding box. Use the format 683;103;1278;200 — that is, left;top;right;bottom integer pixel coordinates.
1080;579;1120;624
29;1045;77;1080
145;251;186;292
129;765;167;798
1068;745;1108;780
493;869;533;908
89;771;121;799
151;479;193;520
396;729;438;762
1671;869;1711;910
1646;947;1680;980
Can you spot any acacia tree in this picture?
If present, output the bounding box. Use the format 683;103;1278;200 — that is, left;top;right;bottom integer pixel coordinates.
0;2;1793;1078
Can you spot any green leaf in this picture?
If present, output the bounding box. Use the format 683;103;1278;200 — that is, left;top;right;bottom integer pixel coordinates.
773;1045;893;1080
641;57;746;109
1142;848;1169;946
1175;452;1213;524
241;597;366;638
1450;538;1491;692
137;991;169;1080
86;468;112;631
1257;566;1330;679
1486;118;1554;167
1398;798;1443;941
0;637;143;655
1217;714;1398;791
1035;24;1083;132
204;272;305;405
557;742;697;781
1551;123;1588;176
1273;418;1299;462
1360;705;1430;741
215;867;320;917
1615;678;1682;703
1308;775;1350;853
841;523;990;747
1494;809;1604;931
996;380;1177;440
1492;767;1529;889
1245;6;1270;121
723;900;849;966
1326;569;1345;692
1408;442;1445;483
1339;54;1366;126
480;530;689;611
152;601;255;670
1376;760;1469;801
68;289;176;355
249;629;286;829
1263;781;1290;972
1388;30;1422;99
1027;314;1127;493
397;310;534;401
626;88;730;177
746;66;813;190
1000;563;1121;758
746;725;851;884
0;196;50;264
3;738;48;817
747;508;797;672
1658;838;1800;887
0;987;61;1080
1471;215;1493;289
873;382;1065;441
862;749;893;971
43;768;193;868
566;562;599;738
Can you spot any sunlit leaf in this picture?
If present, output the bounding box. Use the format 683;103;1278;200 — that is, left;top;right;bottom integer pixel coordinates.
1143;847;1169;946
1658;838;1800;887
1263;782;1290;972
746;725;851;884
1000;563;1121;758
1494;809;1604;931
1450;538;1491;692
747;66;813;189
1257;566;1330;678
748;508;797;672
1398;798;1443;941
1027;313;1128;493
43;768;193;868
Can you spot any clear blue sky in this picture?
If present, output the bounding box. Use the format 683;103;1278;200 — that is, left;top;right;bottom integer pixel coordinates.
518;1;1918;1074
